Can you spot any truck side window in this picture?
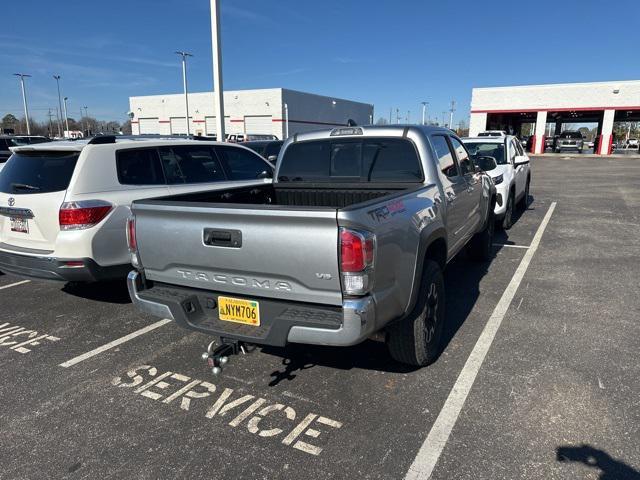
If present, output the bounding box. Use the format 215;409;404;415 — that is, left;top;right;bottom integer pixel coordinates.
449;137;474;175
217;145;271;180
431;135;459;178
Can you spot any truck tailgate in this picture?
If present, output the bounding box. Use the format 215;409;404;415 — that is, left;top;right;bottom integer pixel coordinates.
133;203;343;306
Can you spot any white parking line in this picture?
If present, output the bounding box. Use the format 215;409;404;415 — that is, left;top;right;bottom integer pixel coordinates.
493;243;530;249
59;318;172;368
405;202;557;480
0;280;31;290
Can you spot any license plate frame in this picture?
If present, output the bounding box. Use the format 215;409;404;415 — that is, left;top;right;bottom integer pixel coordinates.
10;217;29;234
218;296;260;326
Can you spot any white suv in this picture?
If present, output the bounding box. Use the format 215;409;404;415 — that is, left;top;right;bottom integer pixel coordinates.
463;135;531;229
0;136;273;282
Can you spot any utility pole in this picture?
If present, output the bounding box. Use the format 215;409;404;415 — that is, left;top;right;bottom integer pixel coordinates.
442;111;447;127
80;108;85;137
449;100;456;132
210;0;226;141
14;73;32;135
47;109;54;137
389;107;392;124
421;101;428;126
407;110;410;124
83;106;89;135
175;51;193;136
53;75;64;137
396;108;401;124
63;97;70;137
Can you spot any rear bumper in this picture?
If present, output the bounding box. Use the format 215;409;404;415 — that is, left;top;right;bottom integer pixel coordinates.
0;249;129;282
127;270;376;347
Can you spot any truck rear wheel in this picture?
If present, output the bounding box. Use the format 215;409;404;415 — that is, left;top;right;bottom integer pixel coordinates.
386;260;445;366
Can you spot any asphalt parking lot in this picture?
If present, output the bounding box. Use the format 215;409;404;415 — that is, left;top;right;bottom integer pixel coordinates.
1;156;639;480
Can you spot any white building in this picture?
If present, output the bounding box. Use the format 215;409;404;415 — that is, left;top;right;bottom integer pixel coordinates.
469;80;640;155
129;88;373;139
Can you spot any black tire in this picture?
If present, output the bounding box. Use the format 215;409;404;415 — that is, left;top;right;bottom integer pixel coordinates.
469;206;495;261
518;178;530;211
387;260;445;366
501;192;514;230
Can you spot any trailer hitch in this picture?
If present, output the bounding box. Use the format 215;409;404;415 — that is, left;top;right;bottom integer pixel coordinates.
201;338;251;375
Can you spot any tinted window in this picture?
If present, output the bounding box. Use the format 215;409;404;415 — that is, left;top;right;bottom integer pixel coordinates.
264;142;282;158
464;142;506;165
430;136;458;178
217;146;271;180
363;139;422;181
560;131;582;139
159;146;226;184
278;138;422;183
0;138;17;149
449;137;473;175
0;151;79;194
116;148;165;185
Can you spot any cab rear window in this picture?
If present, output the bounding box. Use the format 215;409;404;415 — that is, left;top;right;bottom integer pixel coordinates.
0;151;79;194
278;138;423;183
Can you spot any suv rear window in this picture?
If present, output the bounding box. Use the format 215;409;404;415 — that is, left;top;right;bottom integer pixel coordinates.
278;138;422;183
0;151;79;194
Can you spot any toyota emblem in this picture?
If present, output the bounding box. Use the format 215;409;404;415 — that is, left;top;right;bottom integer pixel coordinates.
8;197;15;207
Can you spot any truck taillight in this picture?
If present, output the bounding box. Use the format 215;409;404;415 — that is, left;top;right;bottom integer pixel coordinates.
126;215;142;270
339;228;375;296
126;216;137;252
59;200;113;230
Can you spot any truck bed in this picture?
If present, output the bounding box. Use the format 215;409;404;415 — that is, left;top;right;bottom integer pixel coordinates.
143;183;419;209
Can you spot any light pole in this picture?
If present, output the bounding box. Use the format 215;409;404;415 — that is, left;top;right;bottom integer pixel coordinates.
421;101;429;126
284;103;289;138
83;106;89;135
63;97;70;137
14;73;32;135
210;0;226;141
175;51;193;136
449;100;456;132
53;75;64;137
442;112;447;127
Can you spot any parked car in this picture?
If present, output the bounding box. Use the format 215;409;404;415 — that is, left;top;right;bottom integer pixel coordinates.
127;125;497;367
463;135;531;229
226;134;278;143
12;135;52;145
545;136;557;151
555;131;584;153
243;140;284;164
477;130;507;137
0;136;274;282
0;136;18;170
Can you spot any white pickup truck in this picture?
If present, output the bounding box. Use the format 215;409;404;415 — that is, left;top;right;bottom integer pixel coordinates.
463;135;531;229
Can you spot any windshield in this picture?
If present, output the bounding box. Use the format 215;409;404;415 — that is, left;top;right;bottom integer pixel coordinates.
278;138;423;183
560;131;582;139
464;142;507;165
0;151;80;194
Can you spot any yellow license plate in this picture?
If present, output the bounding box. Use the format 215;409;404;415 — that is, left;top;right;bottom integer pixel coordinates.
218;296;260;326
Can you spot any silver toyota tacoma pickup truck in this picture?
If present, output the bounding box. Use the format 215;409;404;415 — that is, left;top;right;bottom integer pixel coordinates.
127;126;496;367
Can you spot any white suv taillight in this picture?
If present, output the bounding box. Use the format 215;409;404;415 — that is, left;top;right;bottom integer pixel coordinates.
59;200;113;230
126;215;141;269
339;228;375;296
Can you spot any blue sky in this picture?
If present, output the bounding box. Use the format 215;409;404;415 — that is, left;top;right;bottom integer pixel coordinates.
2;0;639;125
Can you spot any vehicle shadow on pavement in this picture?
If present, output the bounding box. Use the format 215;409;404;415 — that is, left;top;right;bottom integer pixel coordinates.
494;195;535;245
556;444;640;479
61;279;132;304
263;251;497;385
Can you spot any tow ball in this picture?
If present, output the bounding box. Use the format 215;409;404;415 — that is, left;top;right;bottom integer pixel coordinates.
201;339;249;375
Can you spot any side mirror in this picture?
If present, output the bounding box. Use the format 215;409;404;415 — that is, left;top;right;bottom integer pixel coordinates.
514;155;529;166
475;155;497;171
267;155;278;163
257;170;273;179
